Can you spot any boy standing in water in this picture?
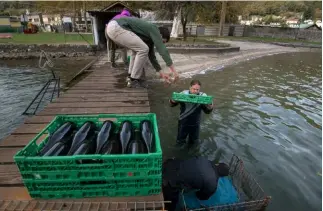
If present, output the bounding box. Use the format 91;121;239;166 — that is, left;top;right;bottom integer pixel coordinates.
169;80;214;147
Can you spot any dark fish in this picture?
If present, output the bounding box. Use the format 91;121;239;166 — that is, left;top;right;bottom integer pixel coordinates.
72;142;93;155
140;120;153;153
67;121;96;156
119;121;133;154
42;142;70;156
39;122;75;156
100;139;122;154
95;120;114;154
126;131;148;154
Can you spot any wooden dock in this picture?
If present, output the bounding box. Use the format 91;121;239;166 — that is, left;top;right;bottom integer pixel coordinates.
0;64;165;210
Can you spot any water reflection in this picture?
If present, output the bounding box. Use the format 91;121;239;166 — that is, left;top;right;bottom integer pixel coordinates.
149;52;322;211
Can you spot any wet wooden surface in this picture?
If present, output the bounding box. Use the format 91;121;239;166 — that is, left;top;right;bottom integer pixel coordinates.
0;66;163;205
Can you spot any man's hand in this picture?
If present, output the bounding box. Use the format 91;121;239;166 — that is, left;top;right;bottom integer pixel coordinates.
170;99;177;104
206;104;213;110
159;72;171;84
206;99;215;109
169;65;179;82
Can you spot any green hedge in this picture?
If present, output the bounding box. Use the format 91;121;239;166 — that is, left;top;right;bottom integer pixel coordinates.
0;25;23;33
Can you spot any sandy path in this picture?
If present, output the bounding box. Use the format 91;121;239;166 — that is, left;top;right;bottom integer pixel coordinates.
157;41;319;79
108;40;320;80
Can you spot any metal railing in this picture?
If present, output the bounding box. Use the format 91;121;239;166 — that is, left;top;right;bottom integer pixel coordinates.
22;50;60;115
180;155;271;211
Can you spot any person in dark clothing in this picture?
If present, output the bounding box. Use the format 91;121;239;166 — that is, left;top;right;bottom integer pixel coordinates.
170;80;214;146
162;156;230;211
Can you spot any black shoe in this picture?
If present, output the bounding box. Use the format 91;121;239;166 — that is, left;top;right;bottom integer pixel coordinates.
139;79;149;88
127;79;147;88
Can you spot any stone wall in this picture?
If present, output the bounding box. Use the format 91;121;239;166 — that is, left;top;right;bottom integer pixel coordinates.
243;26;322;42
0;44;99;59
177;23;245;37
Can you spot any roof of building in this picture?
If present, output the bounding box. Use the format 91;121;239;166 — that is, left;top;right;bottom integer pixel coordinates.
87;1;139;17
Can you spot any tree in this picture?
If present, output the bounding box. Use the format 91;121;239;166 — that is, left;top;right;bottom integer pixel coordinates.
194;2;218;24
151;1;200;41
180;2;196;40
303;2;315;20
218;1;227;36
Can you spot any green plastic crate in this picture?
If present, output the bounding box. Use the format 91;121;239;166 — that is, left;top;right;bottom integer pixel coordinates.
14;113;162;199
25;176;161;192
21;168;161;182
29;187;161;199
172;92;213;104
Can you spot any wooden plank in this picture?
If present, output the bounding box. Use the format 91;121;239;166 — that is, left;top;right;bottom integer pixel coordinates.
84;75;125;78
60;92;149;98
66;89;147;94
86;73;127;76
73;82;120;86
70;87;148;91
11;124;47;135
37;107;150;115
86;72;126;76
88;71;126;75
0;164;22;185
24;116;54;124
75;80;126;83
0;148;20;163
71;85;130;90
53;96;149;103
77;78;126;82
0;134;48;147
47;101;149;108
0;134;36;147
0;187;162;200
83;76;127;79
0;187;31;200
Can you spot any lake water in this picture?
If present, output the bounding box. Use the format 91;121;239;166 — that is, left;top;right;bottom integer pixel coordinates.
0;57;95;140
148;52;322;211
0;52;321;211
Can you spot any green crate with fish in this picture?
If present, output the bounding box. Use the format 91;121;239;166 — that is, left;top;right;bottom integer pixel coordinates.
14;113;162;199
24;176;161;199
30;186;161;199
172;92;213;104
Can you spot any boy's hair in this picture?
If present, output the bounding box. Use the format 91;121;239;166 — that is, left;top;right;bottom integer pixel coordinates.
158;26;170;42
190;79;202;86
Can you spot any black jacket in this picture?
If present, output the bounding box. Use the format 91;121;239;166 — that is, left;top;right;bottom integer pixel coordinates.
170;91;213;126
163;157;219;200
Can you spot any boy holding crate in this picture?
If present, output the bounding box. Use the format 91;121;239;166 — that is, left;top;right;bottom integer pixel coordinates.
169;80;213;147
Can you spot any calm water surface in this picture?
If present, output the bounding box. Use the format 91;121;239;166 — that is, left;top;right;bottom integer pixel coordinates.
0;57;95;140
0;52;321;211
148;52;322;211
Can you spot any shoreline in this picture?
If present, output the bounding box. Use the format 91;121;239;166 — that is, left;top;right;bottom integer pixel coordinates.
0;39;320;60
0;40;320;81
155;40;321;79
0;43;99;60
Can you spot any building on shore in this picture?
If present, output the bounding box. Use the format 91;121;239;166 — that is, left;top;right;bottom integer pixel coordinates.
0;16;23;33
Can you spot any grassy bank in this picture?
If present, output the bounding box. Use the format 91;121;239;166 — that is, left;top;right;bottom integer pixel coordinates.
0;32;93;44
